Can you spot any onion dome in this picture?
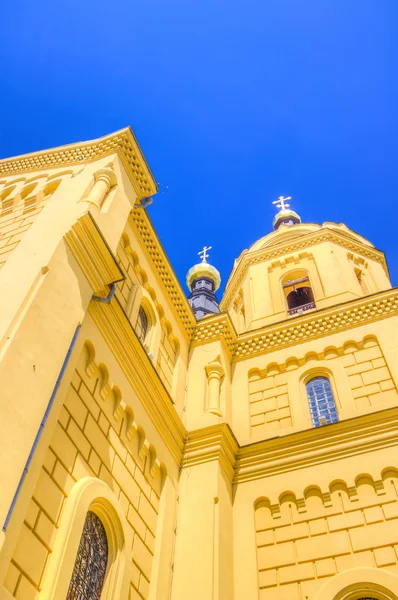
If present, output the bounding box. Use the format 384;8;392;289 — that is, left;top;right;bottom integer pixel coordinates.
272;196;301;230
186;246;221;320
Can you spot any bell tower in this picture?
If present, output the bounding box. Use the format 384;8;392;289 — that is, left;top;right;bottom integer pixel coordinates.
221;198;391;333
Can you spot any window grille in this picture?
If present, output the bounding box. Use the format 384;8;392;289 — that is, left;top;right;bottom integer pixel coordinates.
67;511;108;600
135;306;148;343
306;376;338;427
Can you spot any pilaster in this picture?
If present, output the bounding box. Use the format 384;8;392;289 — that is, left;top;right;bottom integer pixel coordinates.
172;424;238;600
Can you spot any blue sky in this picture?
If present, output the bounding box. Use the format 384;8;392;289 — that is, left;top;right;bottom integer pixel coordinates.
1;1;397;297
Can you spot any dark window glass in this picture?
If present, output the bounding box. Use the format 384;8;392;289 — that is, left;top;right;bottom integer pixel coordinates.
286;286;314;310
67;511;108;600
306;376;339;427
135;306;148;343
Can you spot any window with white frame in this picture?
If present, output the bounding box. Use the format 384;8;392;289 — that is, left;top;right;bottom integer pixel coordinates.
306;376;338;427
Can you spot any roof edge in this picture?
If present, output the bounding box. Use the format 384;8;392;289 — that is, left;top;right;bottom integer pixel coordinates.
0;126;158;201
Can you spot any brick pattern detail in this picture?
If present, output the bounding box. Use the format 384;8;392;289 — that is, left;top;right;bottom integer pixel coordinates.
116;230;180;393
191;313;236;355
345;340;397;409
130;210;196;335
4;353;161;600
248;335;397;436
255;470;398;600
249;372;291;434
191;290;398;362
115;240;137;307
236;293;398;359
0;128;155;198
0;174;66;270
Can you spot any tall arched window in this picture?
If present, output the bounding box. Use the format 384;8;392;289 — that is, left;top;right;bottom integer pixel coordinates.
306;376;338;427
67;511;108;600
135;305;149;344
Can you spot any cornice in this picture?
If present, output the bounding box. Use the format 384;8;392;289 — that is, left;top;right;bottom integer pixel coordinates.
191;312;237;358
0;127;157;201
179;408;398;485
130;207;196;339
234;407;398;484
234;287;398;361
89;298;186;465
191;288;398;361
181;423;239;482
221;228;387;310
65;212;124;292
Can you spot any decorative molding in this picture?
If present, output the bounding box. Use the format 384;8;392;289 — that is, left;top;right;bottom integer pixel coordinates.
234;407;398;484
181;423;239;482
191;288;398;361
64;212;124;293
234;287;398;360
180;408;398;485
191;313;237;358
221;228;388;310
130;207;196;338
88;297;186;465
0;127;157;201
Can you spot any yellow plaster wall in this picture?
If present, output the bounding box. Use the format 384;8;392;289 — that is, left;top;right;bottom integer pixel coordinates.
115;224;188;408
2;133;398;600
224;229;391;332
248;334;398;438
0;171;75;269
253;467;398;600
157;325;178;394
3;343;163;600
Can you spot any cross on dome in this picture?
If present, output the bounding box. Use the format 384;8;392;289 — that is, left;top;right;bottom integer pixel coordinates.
272;196;292;211
198;246;212;263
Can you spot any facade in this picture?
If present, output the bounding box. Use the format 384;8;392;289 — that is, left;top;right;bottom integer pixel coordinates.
0;128;397;600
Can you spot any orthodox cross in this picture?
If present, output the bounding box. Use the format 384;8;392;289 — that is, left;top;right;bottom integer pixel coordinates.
198;246;212;263
273;196;292;211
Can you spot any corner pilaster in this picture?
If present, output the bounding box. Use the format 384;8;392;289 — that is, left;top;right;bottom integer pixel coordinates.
172;424;238;600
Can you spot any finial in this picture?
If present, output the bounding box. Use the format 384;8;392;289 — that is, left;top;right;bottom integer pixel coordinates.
272;196;292;212
198;246;212;263
271;195;301;230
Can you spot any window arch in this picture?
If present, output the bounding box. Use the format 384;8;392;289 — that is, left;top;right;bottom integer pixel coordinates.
135;305;149;343
306;376;338;427
41;478;132;600
67;511;108;600
281;269;316;316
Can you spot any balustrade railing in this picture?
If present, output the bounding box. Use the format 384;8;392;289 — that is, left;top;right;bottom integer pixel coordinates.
288;301;316;316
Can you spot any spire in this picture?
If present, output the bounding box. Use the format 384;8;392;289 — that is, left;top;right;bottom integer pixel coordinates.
272;196;301;230
186;247;221;320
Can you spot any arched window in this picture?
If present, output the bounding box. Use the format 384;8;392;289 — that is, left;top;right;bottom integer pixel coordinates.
282;270;316;316
67;511;108;600
135;305;149;344
306;376;338;427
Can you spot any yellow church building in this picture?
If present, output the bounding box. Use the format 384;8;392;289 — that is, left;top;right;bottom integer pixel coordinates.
0;127;397;600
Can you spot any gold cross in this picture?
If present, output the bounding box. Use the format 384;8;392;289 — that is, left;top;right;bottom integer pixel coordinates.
198;246;212;263
273;196;292;211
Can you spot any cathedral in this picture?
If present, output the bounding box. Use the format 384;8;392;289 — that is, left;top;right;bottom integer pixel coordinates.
0;126;397;600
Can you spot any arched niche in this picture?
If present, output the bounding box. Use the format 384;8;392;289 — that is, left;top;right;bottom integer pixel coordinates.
314;567;398;600
40;477;132;600
281;268;316;316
